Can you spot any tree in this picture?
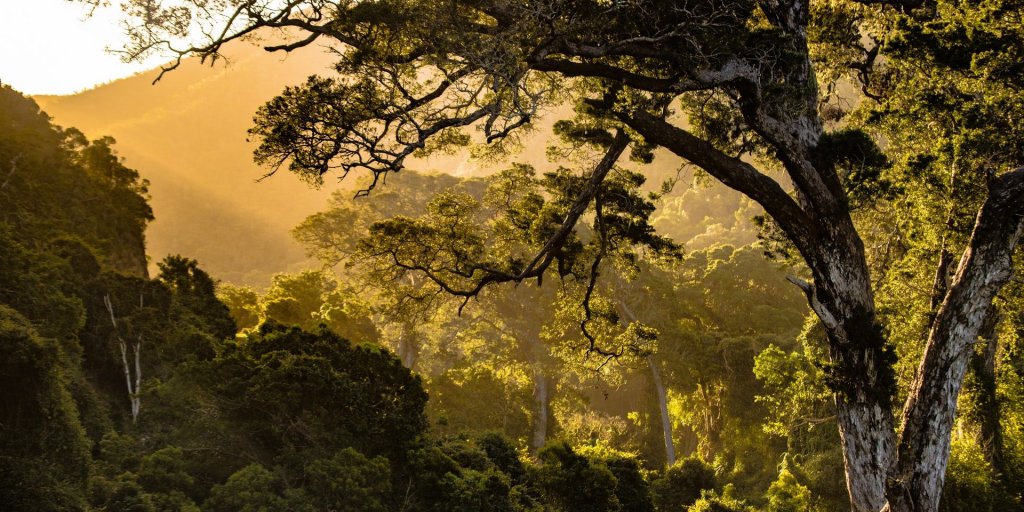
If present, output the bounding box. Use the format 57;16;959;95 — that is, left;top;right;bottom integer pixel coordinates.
92;1;1024;510
650;456;720;511
0;306;91;511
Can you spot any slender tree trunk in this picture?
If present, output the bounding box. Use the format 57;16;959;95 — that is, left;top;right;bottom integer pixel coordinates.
617;300;676;466
648;355;676;467
105;294;142;423
971;305;1005;476
119;336;142;423
531;369;551;456
397;322;419;369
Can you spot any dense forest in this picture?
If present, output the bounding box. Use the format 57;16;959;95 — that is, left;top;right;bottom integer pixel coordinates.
3;0;1024;511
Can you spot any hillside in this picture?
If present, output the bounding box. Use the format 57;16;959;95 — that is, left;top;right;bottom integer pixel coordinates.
34;42;344;285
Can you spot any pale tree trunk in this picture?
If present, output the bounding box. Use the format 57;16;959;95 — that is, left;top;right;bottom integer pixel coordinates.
531;368;551;456
884;169;1024;512
119;335;142;422
617;300;676;466
397;321;419;370
105;294;142;423
835;396;893;512
648;355;676;467
617;22;1022;508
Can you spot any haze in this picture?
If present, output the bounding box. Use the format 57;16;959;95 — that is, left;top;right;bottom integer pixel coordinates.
0;0;167;95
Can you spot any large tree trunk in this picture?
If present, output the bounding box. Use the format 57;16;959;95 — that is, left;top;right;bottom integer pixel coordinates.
622;24;1023;506
884;169;1024;512
791;225;898;512
648;355;676;467
827;308;895;512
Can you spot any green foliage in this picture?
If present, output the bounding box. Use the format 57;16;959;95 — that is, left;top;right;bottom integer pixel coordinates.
753;333;831;439
688;485;756;512
199;322;428;464
765;459;812;512
216;284;261;331
260;270;336;329
303;448;392;512
427;366;533;441
137;446;194;496
939;440;1020;512
0;226;88;340
530;441;622;512
812;129;890;209
601;453;656;512
19;1;1024;508
0;85;152;276
651;456;721;511
105;475;156;512
203;464;312;512
220;270;380;344
0;305;91;508
157;255;236;340
476;433;528;484
403;439;518;512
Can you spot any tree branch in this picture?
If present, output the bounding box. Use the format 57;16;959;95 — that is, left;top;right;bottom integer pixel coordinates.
621;109;814;250
376;130;631;313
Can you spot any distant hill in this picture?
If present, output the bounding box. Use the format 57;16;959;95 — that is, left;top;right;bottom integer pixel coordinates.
35;42;347;286
36;41;757;286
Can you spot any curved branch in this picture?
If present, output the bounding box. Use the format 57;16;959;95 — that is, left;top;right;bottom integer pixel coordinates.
621;109;814;251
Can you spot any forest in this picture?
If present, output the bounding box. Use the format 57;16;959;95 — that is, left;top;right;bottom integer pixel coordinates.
2;0;1024;511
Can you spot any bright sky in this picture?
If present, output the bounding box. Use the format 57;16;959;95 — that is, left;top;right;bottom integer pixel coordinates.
0;0;166;95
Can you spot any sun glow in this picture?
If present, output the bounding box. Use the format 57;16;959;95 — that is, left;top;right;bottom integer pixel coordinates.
0;0;165;95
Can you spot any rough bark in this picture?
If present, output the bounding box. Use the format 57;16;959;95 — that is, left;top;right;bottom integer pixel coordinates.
884;168;1024;512
628;99;896;510
99;1;1018;508
808;252;896;512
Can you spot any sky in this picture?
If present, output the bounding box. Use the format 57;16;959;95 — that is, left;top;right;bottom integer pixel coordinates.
0;0;166;95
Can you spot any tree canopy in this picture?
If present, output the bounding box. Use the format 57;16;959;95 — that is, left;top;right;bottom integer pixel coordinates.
71;1;1024;510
